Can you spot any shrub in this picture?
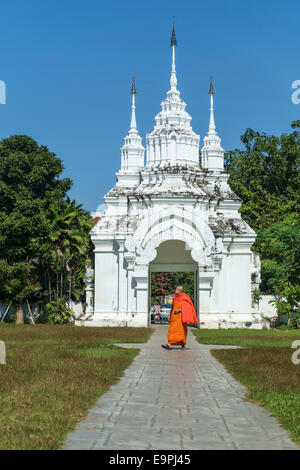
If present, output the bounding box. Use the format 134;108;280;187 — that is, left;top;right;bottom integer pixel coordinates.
42;299;73;325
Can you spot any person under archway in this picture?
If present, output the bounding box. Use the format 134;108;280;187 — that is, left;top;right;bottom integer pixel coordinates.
161;285;197;350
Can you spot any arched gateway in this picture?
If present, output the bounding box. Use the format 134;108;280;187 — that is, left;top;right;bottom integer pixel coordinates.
84;28;263;328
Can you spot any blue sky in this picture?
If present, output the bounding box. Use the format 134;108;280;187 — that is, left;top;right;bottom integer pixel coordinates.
0;0;299;210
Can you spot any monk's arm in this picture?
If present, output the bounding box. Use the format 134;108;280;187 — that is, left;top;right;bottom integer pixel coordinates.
167;308;181;321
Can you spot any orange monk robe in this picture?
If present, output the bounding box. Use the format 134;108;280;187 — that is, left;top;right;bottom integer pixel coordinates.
168;293;197;346
179;293;198;325
168;300;187;346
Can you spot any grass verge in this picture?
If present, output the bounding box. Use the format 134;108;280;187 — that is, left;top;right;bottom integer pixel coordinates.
193;327;300;348
0;324;152;450
194;329;300;445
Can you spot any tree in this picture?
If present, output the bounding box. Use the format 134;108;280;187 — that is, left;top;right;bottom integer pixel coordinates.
259;215;300;325
151;272;194;305
0;260;37;323
37;198;93;309
225;122;300;322
225;121;300;233
151;273;175;304
0;135;92;324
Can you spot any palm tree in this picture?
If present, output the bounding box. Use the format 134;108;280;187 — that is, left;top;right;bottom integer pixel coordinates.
39;198;93;306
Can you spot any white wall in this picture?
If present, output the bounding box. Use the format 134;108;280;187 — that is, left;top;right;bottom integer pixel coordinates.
94;246;118;314
259;295;277;318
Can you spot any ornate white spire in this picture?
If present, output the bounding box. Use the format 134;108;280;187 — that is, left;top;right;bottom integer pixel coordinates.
208;76;216;135
118;77;145;182
129;76;137;131
201;76;224;171
170;24;177;91
145;26;200;167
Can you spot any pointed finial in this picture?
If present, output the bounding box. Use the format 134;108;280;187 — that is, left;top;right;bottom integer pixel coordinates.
131;75;137;95
209;75;215;95
171;24;177;46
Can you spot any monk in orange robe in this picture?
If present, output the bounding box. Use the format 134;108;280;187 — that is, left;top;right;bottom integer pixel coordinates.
161;285;197;350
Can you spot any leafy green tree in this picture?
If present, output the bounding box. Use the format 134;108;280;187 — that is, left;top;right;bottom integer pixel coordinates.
225;122;300;323
37;198;93;308
151;273;175;304
173;272;195;303
0;135;72;322
42;298;73;325
259;215;300;325
0;260;37;323
225;121;300;233
259;215;300;291
0;135;92;324
151;272;195;305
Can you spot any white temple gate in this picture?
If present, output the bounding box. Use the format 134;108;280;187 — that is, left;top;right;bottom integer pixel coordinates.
83;26;263;329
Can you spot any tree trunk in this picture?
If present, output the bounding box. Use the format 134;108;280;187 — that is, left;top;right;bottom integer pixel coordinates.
1;303;11;323
68;276;72;307
48;271;52;302
15;304;24;324
26;299;35;324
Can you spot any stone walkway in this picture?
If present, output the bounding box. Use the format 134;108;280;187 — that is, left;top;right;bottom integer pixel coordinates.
64;325;298;450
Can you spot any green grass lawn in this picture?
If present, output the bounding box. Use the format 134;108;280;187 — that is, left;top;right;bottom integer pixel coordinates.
0;324;152;450
194;328;300;445
193;327;300;347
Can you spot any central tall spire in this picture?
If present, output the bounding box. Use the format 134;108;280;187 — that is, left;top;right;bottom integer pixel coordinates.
170;24;177;91
145;26;200;167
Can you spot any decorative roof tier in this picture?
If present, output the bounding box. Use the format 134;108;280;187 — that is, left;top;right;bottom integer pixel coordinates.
145;26;200;167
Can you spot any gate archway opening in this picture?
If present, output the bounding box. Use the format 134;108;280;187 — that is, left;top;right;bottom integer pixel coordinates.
149;240;198;325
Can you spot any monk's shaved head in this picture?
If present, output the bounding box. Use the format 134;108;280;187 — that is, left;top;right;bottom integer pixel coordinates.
175;285;184;294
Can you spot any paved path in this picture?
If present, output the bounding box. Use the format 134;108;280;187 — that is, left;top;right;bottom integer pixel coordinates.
64;325;298;450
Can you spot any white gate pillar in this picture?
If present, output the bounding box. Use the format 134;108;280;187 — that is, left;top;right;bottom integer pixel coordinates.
132;268;148;326
116;239;128;314
199;269;214;313
93;238;118;324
